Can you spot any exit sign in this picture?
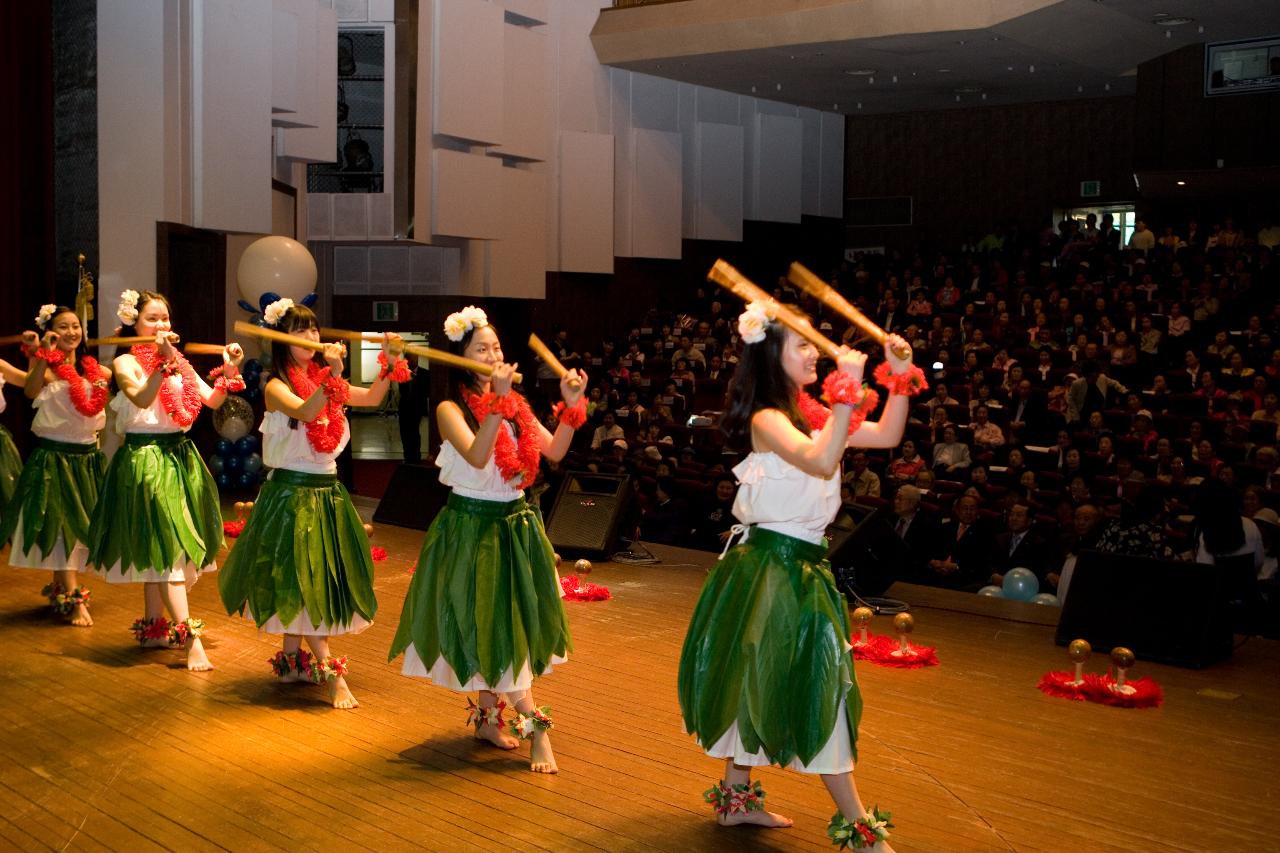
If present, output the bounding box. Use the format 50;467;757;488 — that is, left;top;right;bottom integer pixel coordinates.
1080;180;1101;198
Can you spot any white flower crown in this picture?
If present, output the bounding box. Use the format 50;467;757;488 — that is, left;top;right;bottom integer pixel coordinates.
444;305;488;342
35;304;57;330
116;289;140;325
736;300;778;345
263;297;295;327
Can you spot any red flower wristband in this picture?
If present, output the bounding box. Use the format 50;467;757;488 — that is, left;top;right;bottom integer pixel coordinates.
872;361;928;397
377;352;411;382
34;348;65;365
820;372;880;433
551;398;588;429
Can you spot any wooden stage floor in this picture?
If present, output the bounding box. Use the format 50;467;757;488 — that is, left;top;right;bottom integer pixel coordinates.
3;501;1278;852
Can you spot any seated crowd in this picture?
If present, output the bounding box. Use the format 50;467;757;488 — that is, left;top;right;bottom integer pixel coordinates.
527;213;1280;610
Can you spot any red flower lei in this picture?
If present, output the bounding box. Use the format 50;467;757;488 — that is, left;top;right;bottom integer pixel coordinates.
286;361;350;454
131;346;204;427
53;355;110;417
465;389;542;489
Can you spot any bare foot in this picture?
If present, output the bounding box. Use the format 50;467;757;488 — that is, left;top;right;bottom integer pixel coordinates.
69;603;93;627
277;670;303;684
328;676;359;709
529;729;558;774
142;636;170;648
474;721;519;750
186;638;213;672
717;810;793;828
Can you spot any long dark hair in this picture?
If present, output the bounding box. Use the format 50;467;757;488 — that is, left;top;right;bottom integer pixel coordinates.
446;316;511;433
1193;479;1245;556
43;305;89;364
721;317;808;448
269;304;325;396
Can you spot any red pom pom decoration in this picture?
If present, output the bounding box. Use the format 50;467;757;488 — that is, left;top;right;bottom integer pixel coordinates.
552;398;588;430
1036;671;1091;701
560;574;611;601
852;633;939;668
1082;672;1164;708
370;546;388;562
223;520;246;537
873;361;928;396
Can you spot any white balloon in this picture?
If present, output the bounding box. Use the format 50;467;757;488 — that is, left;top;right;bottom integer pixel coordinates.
237;236;318;306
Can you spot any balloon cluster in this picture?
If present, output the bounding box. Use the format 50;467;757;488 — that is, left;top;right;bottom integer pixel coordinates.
237;358;265;406
977;568;1060;605
210;434;264;491
235;235;319;327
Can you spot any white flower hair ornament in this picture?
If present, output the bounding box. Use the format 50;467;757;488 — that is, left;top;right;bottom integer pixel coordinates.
35;304;57;330
444;305;489;342
262;297;295;327
736;300;778;345
116;289;140;326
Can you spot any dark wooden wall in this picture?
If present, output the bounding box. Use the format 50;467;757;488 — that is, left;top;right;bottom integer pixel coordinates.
843;96;1136;250
1135;44;1280;172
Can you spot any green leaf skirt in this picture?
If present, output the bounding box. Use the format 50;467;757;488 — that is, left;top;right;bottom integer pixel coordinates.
389;492;572;693
86;432;223;581
219;468;376;634
677;525;862;770
0;424;19;507
0;439;105;570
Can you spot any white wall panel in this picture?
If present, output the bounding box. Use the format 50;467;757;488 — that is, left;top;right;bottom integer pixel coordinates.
696;86;740;126
98;0;168;312
558;131;614;274
609;69;633;257
368;0;394;23
498;0;549;24
800;107;822;217
432;149;503;239
490;167;547;298
693;122;743;242
496;23;550;161
554;1;610;135
192;0;273;233
280;3;337;161
272;2;300;117
628;129;682;259
433;0;503;144
332;193;369;239
750;113;802;223
307;193;332;240
677;83;698;239
819;112;845;219
629;72;678;132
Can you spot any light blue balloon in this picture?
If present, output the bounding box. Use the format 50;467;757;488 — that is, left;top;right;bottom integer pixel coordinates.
977;585;1004;598
1030;593;1061;607
1002;567;1040;602
243;453;263;474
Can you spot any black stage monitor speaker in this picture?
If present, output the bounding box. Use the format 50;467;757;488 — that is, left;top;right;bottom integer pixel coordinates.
1055;550;1236;668
827;503;902;599
372;463;450;531
546;472;630;559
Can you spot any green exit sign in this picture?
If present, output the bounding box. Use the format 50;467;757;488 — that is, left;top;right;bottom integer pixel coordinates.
1080;180;1101;198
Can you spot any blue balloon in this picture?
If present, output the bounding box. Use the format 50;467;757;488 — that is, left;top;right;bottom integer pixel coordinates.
214;439;233;456
208;454;225;474
237;299;258;314
245;359;261;373
215;472;232;488
235;436;259;454
258;292;282;311
243;453;263;474
224;453;244;473
1002;567;1040;602
977;585;1005;598
1031;593;1061;607
300;293;318;307
237;471;257;488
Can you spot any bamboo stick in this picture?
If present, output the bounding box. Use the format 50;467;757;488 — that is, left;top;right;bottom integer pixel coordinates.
527;333;582;389
706;259;842;358
320;327;388;344
787;262;912;360
183;343;229;356
87;335;180;347
0;334;27;346
233;321;326;353
402;343;523;385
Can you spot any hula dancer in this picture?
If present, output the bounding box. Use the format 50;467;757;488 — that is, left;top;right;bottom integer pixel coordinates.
219;301;406;709
0;306;110;626
86;289;243;671
677;301;924;850
389;306;587;774
0;358;26;507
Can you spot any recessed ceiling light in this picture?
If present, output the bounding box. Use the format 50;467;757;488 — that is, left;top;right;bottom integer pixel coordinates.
1176;180;1186;186
937;68;952;73
1153;16;1194;26
844;69;876;76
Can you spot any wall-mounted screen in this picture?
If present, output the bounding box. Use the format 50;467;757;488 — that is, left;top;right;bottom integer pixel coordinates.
1205;36;1280;97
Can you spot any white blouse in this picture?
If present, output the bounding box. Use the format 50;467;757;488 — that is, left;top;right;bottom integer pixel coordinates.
33;379;105;444
110;372;191;435
437;423;526;502
261;409;349;475
732;444;841;545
